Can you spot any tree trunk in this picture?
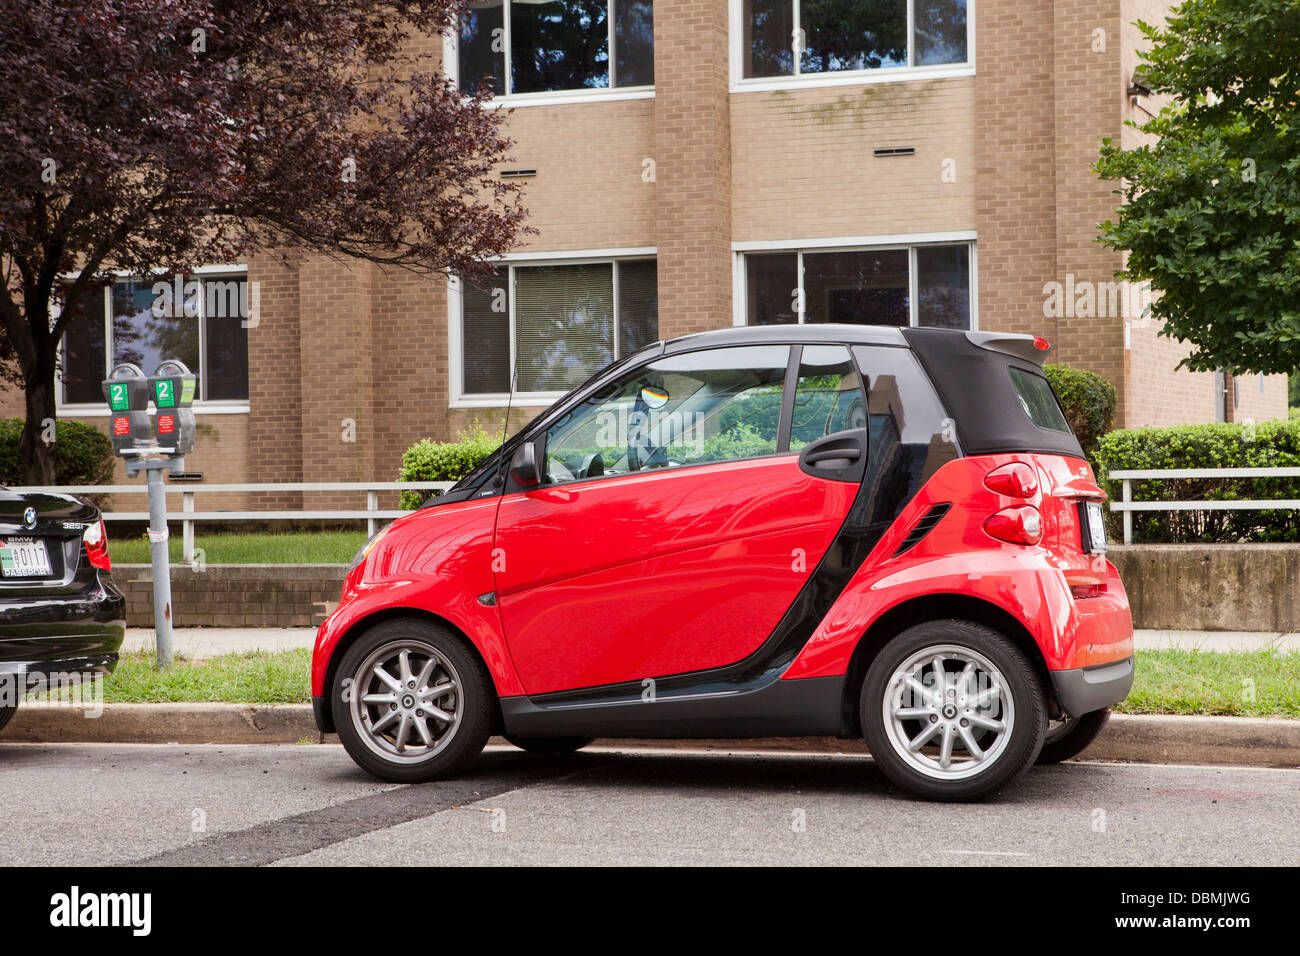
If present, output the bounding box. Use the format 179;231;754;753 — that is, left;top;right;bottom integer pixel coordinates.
20;356;58;485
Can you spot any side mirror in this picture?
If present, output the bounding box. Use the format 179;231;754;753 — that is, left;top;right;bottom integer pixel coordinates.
509;439;545;488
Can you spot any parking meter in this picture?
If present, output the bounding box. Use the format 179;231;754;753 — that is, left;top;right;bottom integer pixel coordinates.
101;363;152;454
148;359;197;455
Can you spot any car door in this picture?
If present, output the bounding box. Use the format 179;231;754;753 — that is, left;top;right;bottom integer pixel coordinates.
493;343;867;695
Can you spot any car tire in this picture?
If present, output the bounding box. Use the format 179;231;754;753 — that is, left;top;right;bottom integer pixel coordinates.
0;702;15;735
503;735;594;754
861;619;1047;802
1036;708;1111;764
332;619;494;784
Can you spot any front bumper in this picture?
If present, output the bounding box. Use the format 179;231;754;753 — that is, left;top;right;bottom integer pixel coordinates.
1049;656;1135;718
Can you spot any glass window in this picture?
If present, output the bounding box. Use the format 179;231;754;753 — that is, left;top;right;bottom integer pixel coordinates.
803;250;909;325
202;277;250;401
543;345;790;483
853;344;959;520
916;244;970;328
458;1;506;96
800;0;907;74
744;0;794;78
515;263;614;392
789;345;865;450
746;253;800;325
745;245;970;329
459;0;652;95
59;274;249;405
1010;367;1072;434
614;0;655;86
742;0;968;79
59;287;108;405
462;269;511;394
460;259;658;397
511;0;609;95
914;0;968;66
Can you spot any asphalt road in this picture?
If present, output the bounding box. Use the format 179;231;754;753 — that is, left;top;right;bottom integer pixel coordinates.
1;742;1296;866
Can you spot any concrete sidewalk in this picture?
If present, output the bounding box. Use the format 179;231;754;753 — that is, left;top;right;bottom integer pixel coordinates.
122;626;1300;660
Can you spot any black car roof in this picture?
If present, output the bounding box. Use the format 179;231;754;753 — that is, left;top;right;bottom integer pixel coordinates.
662;323;909;354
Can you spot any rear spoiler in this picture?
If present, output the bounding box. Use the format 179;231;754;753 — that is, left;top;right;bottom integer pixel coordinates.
965;331;1052;366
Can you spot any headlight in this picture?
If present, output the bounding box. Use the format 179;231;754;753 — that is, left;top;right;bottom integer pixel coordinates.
351;525;391;570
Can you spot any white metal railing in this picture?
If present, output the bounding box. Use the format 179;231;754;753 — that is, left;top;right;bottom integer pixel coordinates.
1108;467;1300;544
7;481;454;562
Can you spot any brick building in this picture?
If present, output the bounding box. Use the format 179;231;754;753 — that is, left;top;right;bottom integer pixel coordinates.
21;0;1288;491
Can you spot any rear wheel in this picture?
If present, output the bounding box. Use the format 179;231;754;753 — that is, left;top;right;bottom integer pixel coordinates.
1037;708;1111;764
0;702;15;735
332;620;493;783
503;735;594;754
861;620;1047;801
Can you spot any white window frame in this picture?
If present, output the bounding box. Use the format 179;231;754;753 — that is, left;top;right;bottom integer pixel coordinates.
729;0;976;93
443;2;655;109
731;231;978;330
449;247;658;408
55;265;252;416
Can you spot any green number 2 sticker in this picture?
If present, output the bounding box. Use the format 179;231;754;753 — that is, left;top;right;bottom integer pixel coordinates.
155;380;175;407
109;383;129;411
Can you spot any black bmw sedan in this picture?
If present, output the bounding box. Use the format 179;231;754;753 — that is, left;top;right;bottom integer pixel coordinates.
0;489;125;731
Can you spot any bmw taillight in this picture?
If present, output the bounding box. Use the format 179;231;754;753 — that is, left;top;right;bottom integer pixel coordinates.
83;519;111;571
983;462;1038;498
984;506;1043;546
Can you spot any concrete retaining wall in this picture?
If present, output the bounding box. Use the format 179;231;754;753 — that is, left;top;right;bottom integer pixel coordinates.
113;564;347;628
110;546;1298;632
1108;544;1300;632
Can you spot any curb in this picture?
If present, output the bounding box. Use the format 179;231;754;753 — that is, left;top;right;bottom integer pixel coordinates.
6;705;1300;768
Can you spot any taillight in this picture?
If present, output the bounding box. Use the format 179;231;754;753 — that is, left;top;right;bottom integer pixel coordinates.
984;462;1039;498
984;506;1043;546
83;519;111;571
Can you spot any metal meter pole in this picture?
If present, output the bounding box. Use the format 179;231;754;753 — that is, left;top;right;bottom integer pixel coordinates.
145;464;174;668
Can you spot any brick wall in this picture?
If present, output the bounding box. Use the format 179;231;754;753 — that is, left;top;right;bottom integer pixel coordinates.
115;564;347;628
654;0;732;340
731;78;976;241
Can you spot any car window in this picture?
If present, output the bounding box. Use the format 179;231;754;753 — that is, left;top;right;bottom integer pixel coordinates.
789;345;864;451
1009;367;1072;433
543;345;790;484
853;344;960;521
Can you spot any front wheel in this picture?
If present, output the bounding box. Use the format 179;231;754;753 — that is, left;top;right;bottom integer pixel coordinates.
861;620;1047;801
332;620;494;783
1037;708;1111;764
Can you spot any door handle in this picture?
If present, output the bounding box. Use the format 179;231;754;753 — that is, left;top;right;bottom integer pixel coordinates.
805;446;862;466
797;428;868;482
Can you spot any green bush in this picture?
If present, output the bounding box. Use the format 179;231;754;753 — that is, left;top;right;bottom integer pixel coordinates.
1093;419;1300;542
0;417;114;488
399;426;500;508
1043;364;1116;455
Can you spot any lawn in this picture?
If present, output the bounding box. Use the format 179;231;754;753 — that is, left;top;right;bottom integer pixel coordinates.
1116;648;1300;719
108;530;368;565
34;647;1299;717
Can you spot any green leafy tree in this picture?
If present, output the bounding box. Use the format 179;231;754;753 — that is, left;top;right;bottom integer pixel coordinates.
1095;0;1300;375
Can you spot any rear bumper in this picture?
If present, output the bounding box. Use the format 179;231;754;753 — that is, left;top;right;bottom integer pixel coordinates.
1050;656;1134;718
0;574;125;676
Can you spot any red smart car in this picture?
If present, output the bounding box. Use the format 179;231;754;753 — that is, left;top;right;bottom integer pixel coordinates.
312;325;1133;800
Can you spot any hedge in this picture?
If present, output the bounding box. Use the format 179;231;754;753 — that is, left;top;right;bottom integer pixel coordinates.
399;427;500;508
1093;419;1300;542
0;418;114;488
1043;364;1116;456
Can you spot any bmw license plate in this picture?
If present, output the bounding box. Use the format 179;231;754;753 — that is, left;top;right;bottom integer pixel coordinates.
0;538;52;577
1083;502;1107;554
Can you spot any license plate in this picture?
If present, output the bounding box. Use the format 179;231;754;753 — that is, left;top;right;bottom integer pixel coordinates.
0;538;53;577
1083;501;1107;554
